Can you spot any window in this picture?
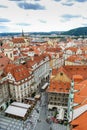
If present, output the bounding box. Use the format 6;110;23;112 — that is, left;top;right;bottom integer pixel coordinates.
10;53;12;57
55;97;57;100
50;97;53;99
60;72;63;76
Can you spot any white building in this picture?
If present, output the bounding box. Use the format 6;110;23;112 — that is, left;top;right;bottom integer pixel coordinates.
5;64;35;102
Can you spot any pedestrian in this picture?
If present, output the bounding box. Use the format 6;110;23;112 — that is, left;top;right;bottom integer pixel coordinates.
50;127;52;130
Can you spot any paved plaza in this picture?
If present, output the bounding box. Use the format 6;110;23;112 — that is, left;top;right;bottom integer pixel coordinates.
0;92;67;130
0;101;40;130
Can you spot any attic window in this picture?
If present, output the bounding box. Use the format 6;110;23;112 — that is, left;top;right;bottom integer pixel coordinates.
53;87;55;89
0;56;2;58
1;64;4;67
72;124;79;128
66;88;69;90
17;69;20;72
60;72;63;76
59;87;62;90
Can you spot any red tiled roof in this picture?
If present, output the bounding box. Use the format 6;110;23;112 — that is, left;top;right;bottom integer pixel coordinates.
26;53;49;69
74;80;87;106
47;81;70;93
0;53;10;70
66;55;82;62
12;38;25;44
73;75;83;83
71;111;87;130
65;47;78;52
63;65;87;80
46;47;62;52
70;79;87;130
52;66;87;82
4;64;30;81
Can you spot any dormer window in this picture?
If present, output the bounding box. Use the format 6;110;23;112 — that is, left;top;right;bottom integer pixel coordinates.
60;72;63;76
1;64;4;67
0;56;2;58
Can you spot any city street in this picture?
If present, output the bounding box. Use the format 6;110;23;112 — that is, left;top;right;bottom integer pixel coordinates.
0;91;67;130
0;101;40;130
35;92;50;130
35;91;67;130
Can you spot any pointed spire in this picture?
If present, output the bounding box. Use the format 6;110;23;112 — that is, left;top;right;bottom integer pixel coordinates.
22;29;24;37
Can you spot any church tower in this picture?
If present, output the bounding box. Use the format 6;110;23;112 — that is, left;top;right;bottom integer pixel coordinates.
22;29;24;37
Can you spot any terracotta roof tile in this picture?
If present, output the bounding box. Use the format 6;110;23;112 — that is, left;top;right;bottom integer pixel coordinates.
47;81;70;93
74;80;87;106
4;64;30;81
12;38;25;44
71;111;87;130
65;47;78;52
66;55;82;62
0;53;10;70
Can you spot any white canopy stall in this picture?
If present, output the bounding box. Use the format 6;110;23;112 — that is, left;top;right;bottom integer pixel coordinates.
5;102;31;120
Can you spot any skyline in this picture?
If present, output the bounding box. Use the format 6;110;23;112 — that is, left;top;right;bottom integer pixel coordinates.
0;0;87;33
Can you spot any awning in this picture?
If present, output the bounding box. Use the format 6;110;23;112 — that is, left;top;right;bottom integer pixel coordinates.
5;105;27;118
42;82;49;90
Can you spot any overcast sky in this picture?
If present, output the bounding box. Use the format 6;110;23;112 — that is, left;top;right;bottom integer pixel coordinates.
0;0;87;33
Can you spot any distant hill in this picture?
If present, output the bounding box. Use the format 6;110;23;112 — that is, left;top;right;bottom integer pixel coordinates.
0;27;87;37
0;31;64;37
0;32;21;37
62;27;87;36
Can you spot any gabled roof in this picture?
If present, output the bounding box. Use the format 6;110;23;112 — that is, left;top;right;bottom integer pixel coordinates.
71;106;87;130
66;55;82;62
74;80;87;106
4;64;30;81
26;53;49;69
70;80;87;130
64;65;87;80
47;81;70;93
46;47;62;52
65;47;78;52
12;38;25;44
52;65;87;82
0;53;10;71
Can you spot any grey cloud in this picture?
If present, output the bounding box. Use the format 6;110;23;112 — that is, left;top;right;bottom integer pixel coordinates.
82;17;87;19
82;23;87;26
0;18;10;22
16;23;31;26
9;0;23;1
34;0;40;1
61;14;81;21
62;2;74;6
18;2;45;10
0;5;8;8
0;25;9;32
74;0;87;2
39;20;47;23
53;0;61;2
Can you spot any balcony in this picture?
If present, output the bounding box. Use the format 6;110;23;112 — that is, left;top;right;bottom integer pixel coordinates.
30;82;36;86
